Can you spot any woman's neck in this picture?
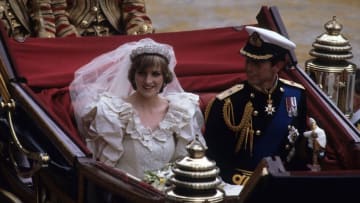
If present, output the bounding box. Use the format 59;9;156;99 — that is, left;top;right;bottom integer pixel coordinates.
126;92;169;130
127;92;166;111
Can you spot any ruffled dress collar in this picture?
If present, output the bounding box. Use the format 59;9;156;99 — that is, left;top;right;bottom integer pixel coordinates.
121;92;198;150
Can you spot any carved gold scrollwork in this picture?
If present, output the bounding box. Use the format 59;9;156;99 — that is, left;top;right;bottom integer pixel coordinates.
0;60;50;178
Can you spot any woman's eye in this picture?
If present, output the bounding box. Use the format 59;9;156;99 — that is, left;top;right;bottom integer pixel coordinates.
152;71;161;77
136;71;145;76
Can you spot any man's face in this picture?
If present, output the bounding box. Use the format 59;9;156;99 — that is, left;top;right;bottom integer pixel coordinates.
245;58;279;89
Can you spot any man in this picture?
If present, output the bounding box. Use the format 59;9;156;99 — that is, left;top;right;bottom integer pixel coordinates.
0;0;31;40
65;0;154;36
204;26;307;185
0;0;153;38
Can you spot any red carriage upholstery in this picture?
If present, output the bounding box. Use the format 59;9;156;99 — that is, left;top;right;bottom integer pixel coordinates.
2;17;360;170
4;26;248;155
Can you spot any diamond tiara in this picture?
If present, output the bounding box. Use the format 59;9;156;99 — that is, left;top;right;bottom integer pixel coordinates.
130;43;172;62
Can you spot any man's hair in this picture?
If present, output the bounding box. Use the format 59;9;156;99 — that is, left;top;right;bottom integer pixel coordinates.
270;53;287;66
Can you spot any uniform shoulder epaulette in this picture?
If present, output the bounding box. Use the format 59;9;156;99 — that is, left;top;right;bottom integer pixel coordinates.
279;78;305;90
216;84;244;100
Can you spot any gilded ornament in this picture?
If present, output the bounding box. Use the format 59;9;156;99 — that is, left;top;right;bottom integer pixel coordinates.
249;32;262;47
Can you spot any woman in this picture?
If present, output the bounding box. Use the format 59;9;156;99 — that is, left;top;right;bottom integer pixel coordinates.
69;38;205;180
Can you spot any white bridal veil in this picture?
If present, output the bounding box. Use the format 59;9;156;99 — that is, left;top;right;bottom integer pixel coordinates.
69;38;184;131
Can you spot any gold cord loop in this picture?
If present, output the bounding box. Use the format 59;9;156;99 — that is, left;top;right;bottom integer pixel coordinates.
222;99;255;154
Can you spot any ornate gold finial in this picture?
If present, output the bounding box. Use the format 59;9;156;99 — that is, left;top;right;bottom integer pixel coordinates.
324;16;342;35
309;16;352;61
186;134;207;159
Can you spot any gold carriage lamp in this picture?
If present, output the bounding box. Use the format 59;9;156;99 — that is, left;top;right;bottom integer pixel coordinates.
166;135;224;202
305;16;357;118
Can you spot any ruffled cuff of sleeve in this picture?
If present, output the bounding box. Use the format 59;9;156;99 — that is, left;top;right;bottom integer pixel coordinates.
84;93;132;166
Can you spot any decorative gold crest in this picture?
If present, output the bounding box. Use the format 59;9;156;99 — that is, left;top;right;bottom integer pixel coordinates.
249;32;263;47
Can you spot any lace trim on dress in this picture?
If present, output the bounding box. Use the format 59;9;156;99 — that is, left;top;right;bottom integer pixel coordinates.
85;92;201;156
123;92;200;149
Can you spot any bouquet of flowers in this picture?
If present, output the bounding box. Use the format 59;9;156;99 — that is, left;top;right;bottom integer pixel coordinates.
143;163;174;191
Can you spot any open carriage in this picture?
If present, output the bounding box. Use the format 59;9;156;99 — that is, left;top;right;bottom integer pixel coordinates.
0;5;360;203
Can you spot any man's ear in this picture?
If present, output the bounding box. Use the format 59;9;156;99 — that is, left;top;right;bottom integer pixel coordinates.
273;60;285;73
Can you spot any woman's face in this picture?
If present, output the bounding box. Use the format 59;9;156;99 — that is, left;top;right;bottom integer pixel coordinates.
134;65;164;98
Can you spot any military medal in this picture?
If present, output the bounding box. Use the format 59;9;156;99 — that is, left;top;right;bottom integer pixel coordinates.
265;93;275;115
286;96;298;117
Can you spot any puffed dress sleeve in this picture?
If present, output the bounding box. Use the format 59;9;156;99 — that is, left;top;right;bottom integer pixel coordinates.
165;92;207;161
80;93;132;166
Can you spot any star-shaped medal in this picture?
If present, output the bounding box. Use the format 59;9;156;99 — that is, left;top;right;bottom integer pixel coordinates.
265;103;275;115
265;93;275;115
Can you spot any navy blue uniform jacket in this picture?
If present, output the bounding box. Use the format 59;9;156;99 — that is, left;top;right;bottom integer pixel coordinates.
204;79;307;184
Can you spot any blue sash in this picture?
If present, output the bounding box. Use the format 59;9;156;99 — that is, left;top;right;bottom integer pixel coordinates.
251;86;301;165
